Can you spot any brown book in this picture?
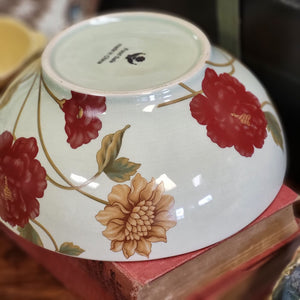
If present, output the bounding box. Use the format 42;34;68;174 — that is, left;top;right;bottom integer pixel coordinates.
0;185;298;300
189;225;300;300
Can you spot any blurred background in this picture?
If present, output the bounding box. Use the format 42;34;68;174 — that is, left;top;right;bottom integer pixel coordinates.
0;0;299;191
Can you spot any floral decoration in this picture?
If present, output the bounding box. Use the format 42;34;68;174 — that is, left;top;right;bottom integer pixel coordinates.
62;91;106;149
96;173;176;259
0;131;47;227
0;53;283;260
190;68;268;157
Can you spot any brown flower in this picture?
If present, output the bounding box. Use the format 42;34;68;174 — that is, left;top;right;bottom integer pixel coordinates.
95;173;176;259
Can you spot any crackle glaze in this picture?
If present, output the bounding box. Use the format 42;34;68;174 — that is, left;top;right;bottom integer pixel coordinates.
0;12;286;261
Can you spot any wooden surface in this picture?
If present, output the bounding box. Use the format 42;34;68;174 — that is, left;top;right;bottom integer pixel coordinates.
0;229;78;300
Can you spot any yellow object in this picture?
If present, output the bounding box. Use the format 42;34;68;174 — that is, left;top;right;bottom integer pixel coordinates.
0;16;46;88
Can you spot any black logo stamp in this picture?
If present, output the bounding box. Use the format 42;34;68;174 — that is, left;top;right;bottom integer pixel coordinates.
126;53;146;65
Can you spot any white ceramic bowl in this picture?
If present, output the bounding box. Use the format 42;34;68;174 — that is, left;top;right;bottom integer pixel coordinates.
0;12;286;261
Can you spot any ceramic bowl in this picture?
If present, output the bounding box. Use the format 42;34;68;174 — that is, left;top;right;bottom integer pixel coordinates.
0;12;286;261
0;16;46;88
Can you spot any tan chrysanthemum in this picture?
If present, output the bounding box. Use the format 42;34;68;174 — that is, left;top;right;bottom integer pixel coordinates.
95;173;176;259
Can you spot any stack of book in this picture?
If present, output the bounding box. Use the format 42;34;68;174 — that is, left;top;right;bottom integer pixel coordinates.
0;185;298;299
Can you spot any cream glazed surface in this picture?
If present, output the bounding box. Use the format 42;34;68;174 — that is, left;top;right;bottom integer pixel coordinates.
0;12;286;261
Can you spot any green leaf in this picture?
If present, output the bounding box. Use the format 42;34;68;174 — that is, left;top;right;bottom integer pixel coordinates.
17;223;43;247
96;125;130;172
104;157;141;182
59;242;85;256
264;111;284;150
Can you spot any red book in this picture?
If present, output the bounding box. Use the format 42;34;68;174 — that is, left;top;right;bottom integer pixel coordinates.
188;230;300;300
0;185;298;300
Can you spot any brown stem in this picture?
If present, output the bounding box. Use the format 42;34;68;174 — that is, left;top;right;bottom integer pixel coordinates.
206;57;235;67
157;90;202;108
41;74;65;108
158;53;235;108
228;63;235;75
261;101;272;109
37;74;109;206
31;219;59;252
12;73;38;139
179;82;196;93
46;175;107;205
45;172;100;190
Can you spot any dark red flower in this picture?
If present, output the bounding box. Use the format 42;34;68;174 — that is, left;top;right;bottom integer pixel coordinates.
62;92;106;149
0;131;47;227
190;68;267;157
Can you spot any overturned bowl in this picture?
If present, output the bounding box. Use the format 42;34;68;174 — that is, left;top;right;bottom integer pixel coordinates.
0;11;286;261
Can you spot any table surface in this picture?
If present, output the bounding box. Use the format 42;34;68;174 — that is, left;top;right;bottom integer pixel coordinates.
0;229;78;300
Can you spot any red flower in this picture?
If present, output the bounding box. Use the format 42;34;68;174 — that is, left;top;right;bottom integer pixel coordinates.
0;131;47;227
190;68;267;157
62;92;106;149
